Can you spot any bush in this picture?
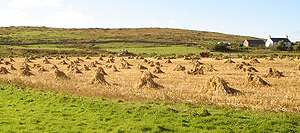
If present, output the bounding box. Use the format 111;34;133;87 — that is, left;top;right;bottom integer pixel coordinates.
287;46;294;51
275;40;286;51
294;45;300;51
211;43;232;52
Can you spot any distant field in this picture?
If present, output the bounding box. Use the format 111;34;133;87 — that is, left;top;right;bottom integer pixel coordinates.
1;26;300;57
0;83;299;132
0;44;82;51
1;42;300;58
0;26;258;57
107;45;207;56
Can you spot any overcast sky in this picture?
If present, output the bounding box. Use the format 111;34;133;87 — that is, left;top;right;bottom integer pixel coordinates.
0;0;299;41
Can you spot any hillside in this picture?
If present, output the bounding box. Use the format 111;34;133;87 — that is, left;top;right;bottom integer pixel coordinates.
0;26;261;57
0;26;257;45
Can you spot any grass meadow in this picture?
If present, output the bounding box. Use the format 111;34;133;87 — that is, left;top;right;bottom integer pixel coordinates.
1;83;300;132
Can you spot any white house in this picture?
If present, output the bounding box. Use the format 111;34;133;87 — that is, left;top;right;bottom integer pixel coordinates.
265;35;292;47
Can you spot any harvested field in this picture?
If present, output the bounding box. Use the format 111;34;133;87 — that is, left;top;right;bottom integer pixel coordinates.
1;56;300;113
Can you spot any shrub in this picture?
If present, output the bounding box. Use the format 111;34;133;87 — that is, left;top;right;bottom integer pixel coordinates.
287;46;294;51
294;45;300;51
211;43;232;52
275;40;286;51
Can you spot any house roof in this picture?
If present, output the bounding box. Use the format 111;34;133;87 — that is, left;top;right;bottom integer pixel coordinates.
270;38;291;43
245;39;265;44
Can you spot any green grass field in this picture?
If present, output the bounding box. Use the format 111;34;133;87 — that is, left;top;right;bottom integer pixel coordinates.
0;83;300;133
2;42;300;58
107;45;207;56
0;44;82;51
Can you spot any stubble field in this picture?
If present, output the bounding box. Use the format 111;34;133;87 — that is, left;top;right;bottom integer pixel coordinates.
1;56;300;113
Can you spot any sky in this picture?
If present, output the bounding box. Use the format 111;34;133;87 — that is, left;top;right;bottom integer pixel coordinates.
0;0;299;41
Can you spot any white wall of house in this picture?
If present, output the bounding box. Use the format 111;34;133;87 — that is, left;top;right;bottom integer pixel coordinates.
265;38;273;47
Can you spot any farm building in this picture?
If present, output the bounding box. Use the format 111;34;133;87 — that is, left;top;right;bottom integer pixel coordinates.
243;39;265;47
265;35;292;47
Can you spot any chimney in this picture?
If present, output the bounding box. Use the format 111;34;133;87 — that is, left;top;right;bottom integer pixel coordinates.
286;35;289;39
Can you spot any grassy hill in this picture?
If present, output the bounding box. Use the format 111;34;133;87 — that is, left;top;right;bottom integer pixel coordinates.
0;26;256;44
0;26;260;57
2;26;299;57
